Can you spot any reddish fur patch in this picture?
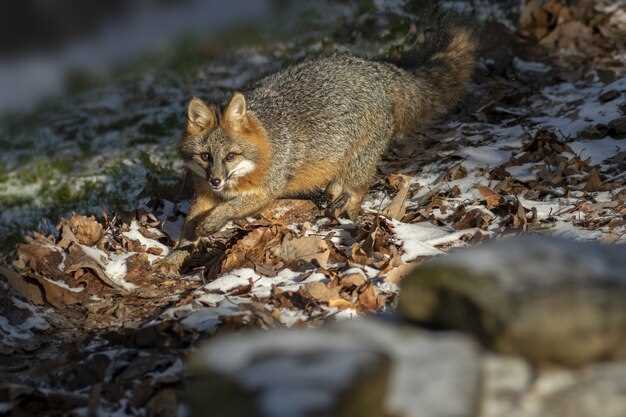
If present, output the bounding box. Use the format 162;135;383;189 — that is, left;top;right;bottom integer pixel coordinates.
222;114;272;193
285;160;338;194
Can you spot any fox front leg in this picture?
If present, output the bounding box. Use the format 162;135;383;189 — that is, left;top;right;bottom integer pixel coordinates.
195;192;272;237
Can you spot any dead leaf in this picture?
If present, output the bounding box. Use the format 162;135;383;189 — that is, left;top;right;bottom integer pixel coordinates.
446;164;467;180
58;224;78;249
34;277;84;308
584;169;604;192
222;227;281;272
125;254;153;285
350;244;370;265
302;282;351;309
382;262;417;285
274;236;330;268
64;246;131;294
358;283;381;311
65;215;104;246
383;174;411;220
328;298;354;310
453;208;492;230
477;186;503;209
0;266;44;305
15;243;65;280
340;273;367;289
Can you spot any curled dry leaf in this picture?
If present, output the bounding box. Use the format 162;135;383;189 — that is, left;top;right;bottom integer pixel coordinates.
0;265;44;305
303;282;352;309
383;174;412;220
357;283;382;311
33;277;85;309
446;164;467;181
477;186;502;209
273;236;330;269
15;243;65;280
65;215;104;246
125;254;153;286
584;169;604;192
64;246;131;294
382;262;417;285
222;227;283;272
340;273;367;289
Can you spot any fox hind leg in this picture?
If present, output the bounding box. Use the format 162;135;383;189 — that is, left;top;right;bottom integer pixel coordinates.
325;159;377;221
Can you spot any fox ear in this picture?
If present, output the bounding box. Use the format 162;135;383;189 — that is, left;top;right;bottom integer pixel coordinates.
224;92;247;125
187;97;217;133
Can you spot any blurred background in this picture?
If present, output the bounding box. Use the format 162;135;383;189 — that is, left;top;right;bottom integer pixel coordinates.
0;0;304;112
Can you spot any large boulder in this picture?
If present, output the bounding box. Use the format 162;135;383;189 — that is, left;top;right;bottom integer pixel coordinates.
399;235;626;366
186;318;481;417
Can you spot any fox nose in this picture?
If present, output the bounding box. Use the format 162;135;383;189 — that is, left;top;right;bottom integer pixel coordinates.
209;178;222;188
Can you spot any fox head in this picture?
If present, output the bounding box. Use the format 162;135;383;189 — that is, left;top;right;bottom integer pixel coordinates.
180;93;270;194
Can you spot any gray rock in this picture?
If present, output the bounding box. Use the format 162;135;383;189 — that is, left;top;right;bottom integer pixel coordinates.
480;356;626;417
399;235;626;366
186;324;391;417
186;318;481;417
480;355;533;417
339;320;481;417
542;363;626;417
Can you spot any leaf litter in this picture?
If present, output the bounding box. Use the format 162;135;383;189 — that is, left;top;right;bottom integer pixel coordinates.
2;1;626;416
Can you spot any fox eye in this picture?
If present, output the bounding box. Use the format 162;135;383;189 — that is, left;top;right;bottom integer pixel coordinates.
200;152;211;162
225;152;236;162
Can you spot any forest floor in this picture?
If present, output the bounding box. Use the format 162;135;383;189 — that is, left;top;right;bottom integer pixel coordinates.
1;1;626;416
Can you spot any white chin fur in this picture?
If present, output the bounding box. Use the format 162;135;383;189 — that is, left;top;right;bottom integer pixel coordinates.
228;160;256;178
186;161;206;178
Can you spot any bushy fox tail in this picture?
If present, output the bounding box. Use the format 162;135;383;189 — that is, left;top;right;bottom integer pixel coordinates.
388;10;478;136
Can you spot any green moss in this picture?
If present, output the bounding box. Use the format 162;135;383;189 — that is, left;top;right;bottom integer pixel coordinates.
17;158;74;184
0;193;36;208
51;184;75;206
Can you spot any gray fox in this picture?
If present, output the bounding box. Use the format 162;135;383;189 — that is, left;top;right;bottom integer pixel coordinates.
159;13;477;273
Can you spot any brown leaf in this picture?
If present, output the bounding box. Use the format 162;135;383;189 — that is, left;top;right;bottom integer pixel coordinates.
584;169;604;192
382;262;417;285
273;236;330;268
328;298;354;310
357;283;381;311
65;215;104;246
477;186;502;209
33;276;84;308
58;224;78;250
446;164;467;180
15;243;65;280
303;282;342;303
64;246;131;294
350;244;370;265
383;174;411;220
0;266;44;305
340;273;367;289
222;227;281;272
453;208;491;230
125;254;153;286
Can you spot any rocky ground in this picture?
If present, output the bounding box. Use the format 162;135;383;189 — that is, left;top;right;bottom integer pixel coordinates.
1;1;626;416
